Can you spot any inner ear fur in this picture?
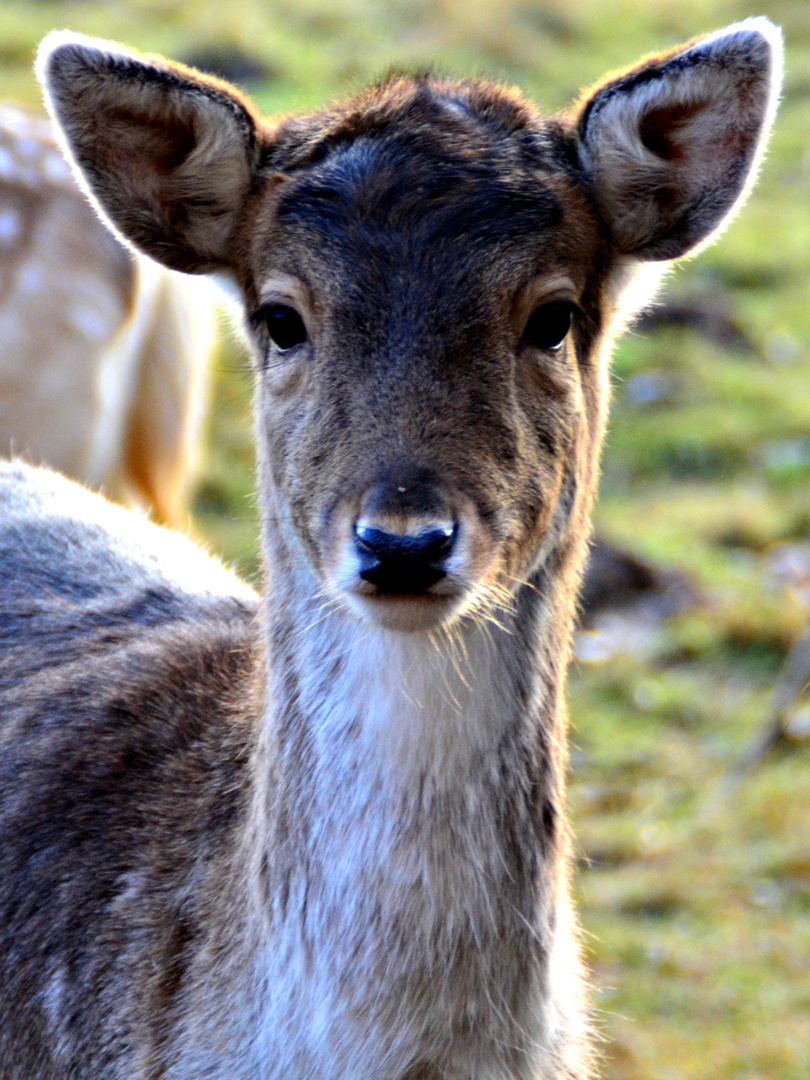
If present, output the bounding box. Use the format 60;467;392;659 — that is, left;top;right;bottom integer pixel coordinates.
37;32;263;273
576;18;782;261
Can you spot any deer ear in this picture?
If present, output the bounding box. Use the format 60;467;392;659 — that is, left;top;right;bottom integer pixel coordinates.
576;18;782;261
37;32;261;274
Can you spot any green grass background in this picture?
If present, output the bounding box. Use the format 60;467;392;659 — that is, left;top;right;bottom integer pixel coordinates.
3;1;809;1076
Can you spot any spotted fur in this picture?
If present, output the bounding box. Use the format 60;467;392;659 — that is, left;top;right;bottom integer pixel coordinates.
0;105;216;526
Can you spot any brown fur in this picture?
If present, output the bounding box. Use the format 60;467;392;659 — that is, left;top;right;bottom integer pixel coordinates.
0;21;781;1079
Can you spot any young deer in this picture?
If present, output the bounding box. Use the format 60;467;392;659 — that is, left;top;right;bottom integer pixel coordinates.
0;20;780;1079
0;104;215;526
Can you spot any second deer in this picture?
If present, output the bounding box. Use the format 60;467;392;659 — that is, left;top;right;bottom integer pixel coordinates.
0;19;781;1080
0;104;216;526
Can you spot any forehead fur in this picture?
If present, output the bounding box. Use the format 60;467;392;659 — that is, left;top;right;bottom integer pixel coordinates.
260;75;585;258
265;74;567;170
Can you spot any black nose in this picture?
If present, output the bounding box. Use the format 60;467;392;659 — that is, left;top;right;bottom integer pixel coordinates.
354;522;456;594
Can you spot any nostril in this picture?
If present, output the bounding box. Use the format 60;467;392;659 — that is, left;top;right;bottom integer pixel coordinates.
354;523;455;561
353;521;457;594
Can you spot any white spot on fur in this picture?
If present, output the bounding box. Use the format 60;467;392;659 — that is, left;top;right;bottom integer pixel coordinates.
15;136;39;158
0;147;15;179
0;208;19;245
70;305;111;342
44;152;70;181
17;264;44;294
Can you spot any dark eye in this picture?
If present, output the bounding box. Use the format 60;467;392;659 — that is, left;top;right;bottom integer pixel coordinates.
522;301;574;352
256;304;308;352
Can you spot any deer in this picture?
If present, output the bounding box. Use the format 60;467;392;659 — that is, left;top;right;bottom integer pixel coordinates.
0;103;216;527
0;19;781;1080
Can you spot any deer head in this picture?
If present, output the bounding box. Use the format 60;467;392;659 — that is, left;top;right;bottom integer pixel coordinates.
37;21;781;637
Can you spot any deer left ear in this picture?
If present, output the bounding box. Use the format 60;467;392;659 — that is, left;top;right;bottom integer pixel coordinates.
36;32;262;274
576;18;782;261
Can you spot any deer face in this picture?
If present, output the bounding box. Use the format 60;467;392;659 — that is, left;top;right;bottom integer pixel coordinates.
241;92;605;630
37;24;780;630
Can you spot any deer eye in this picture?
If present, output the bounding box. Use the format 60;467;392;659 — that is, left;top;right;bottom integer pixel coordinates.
254;304;308;352
522;300;574;352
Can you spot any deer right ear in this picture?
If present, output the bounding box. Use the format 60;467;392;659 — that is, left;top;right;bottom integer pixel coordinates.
37;32;262;274
576;19;782;261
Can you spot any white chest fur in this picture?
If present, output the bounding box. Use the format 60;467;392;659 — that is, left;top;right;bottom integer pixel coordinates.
239;605;556;1080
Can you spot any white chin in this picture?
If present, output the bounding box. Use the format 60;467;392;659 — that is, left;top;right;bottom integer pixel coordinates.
347;591;465;633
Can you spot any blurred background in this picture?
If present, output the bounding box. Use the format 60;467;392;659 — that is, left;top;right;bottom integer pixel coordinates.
1;1;808;1077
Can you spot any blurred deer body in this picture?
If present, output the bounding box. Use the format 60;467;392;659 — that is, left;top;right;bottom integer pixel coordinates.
0;22;781;1080
0;105;215;525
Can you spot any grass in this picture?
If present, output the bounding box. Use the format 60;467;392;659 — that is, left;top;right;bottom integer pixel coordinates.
3;1;809;1076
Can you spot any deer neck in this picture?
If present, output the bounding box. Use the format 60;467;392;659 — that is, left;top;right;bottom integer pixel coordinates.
241;516;581;1072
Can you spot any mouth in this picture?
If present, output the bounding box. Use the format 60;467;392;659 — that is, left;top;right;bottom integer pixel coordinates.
347;583;466;632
